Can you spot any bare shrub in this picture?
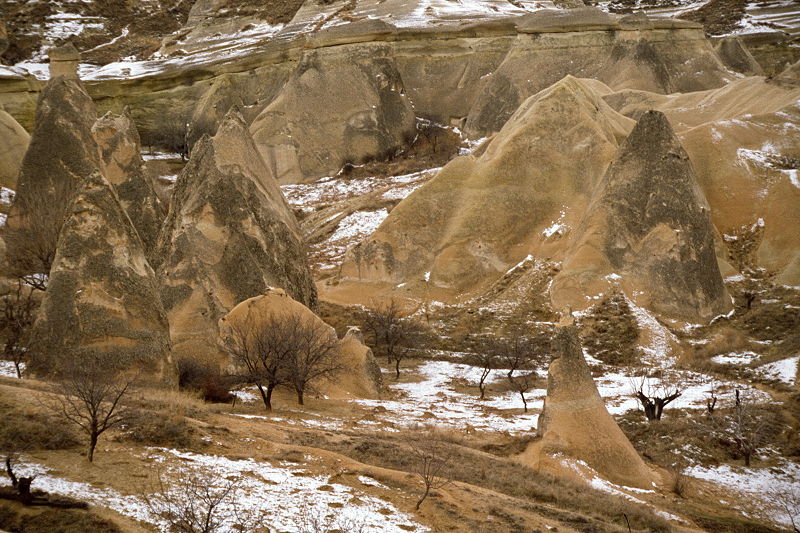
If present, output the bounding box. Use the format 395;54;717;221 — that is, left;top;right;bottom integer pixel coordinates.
142;470;265;533
494;335;544;412
361;299;426;379
630;373;682;422
668;462;692;498
44;354;135;462
407;430;454;510
716;390;772;467
175;357;233;403
3;177;73;290
292;499;368;533
770;486;800;533
0;279;37;378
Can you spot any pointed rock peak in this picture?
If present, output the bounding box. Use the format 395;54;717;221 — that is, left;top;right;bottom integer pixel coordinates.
29;169;171;379
622;109;680;151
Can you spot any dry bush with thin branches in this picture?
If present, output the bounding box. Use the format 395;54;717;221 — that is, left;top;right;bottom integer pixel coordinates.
361;299;426;379
407;430;455;510
292;499;368;533
715;390;772;467
222;312;342;407
0;279;38;378
43;355;135;462
493;335;543;412
142;470;265;533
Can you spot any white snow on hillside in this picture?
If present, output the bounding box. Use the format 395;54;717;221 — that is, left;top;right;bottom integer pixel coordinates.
757;355;799;385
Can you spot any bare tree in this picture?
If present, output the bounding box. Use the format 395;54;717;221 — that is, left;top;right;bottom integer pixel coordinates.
45;355;134;462
284;317;342;406
629;373;682;422
494;335;542;412
472;351;499;400
507;371;537;413
0;279;37;378
771;486;800;533
3;177;73;290
143;470;265;533
719;390;770;467
361;300;425;379
407;431;454;510
705;382;718;415
4;454;36;504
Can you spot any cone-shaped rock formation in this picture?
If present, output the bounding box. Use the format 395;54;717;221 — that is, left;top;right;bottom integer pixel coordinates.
339;76;633;298
28;171;172;378
92;109;166;262
156;110;316;366
552;110;730;322
527;318;653;489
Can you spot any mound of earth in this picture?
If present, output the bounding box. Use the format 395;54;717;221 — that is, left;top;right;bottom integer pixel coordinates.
28;170;172;379
524;319;654;489
249;45;416;184
551;110;730;322
218;288;382;399
156;109;316;366
92;109;166;263
336;76;633;301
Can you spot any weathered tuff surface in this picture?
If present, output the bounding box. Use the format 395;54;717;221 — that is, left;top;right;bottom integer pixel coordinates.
0;108;29;189
338;76;633;299
604;76;800;286
552;111;730;322
525;321;653;489
219;288;382;399
156;110;316;366
28;171;172;378
250;45;416;184
92;109;166;262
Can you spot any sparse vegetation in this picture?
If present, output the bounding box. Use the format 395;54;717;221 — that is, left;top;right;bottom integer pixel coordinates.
361;299;426;379
406;430;454;510
0;280;38;378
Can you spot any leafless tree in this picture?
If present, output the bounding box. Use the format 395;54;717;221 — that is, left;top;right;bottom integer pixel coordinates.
494;335;542;412
407;431;454;510
3;177;73;290
705;382;718;415
629;373;682;422
0;279;37;378
283;317;342;406
508;371;537;413
361;299;426;379
770;486;800;533
718;390;770;467
142;470;265;533
4;454;36;504
44;355;135;462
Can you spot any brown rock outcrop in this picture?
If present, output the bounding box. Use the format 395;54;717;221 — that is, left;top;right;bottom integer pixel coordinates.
28;171;172;378
552;110;730;322
92;109;166;261
338;76;633;300
48;43;80;80
156;110;316;366
250;46;416;183
525;319;653;489
0;108;29;189
218;289;381;399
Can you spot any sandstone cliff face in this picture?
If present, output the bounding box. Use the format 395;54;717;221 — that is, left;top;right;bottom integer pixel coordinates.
28;170;172;378
525;321;653;489
250;45;416;184
219;289;381;399
156;110;316;366
0;108;29;189
552;111;730;322
92;109;166;262
464;10;733;137
339;76;633;297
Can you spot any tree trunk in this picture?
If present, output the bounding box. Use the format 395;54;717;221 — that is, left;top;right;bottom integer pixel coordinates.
296;387;304;406
744;451;751;467
13;362;21;379
415;486;430;510
266;384;275;411
87;433;97;463
395;359;401;380
256;383;272;411
479;381;486;400
17;477;32;505
520;391;528;413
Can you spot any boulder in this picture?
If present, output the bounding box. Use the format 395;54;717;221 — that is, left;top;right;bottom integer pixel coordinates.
28;171;172;378
551;110;730;322
338;76;633;301
48;43;80;80
218;289;382;399
250;45;416;183
525;318;653;489
0;109;29;189
92;109;166;262
156;110;316;366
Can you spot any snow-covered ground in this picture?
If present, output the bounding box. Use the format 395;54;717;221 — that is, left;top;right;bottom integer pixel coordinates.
0;360;23;378
1;449;427;533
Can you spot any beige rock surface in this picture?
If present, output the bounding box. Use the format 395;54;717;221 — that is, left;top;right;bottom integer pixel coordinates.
219;289;381;399
92;109;166;262
552;110;730;322
0;108;29;189
338;76;633;299
28;171;172;379
524;320;654;489
156;110;316;366
250;44;416;183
